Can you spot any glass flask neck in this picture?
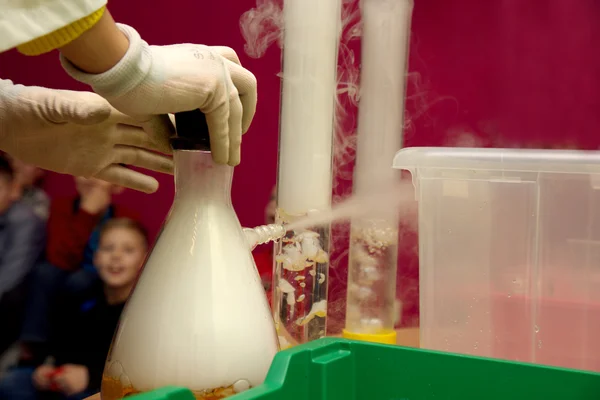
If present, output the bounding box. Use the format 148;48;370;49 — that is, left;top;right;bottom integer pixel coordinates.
174;150;233;203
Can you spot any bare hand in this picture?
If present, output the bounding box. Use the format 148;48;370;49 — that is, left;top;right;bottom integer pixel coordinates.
53;364;89;396
79;178;114;215
84;394;101;400
32;365;56;390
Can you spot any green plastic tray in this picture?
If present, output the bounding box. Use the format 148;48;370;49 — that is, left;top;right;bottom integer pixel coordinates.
127;337;600;399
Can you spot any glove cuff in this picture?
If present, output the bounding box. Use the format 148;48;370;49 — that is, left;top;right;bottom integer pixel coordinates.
59;23;152;99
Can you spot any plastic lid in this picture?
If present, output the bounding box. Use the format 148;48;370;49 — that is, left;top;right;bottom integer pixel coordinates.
171;109;211;151
392;147;600;174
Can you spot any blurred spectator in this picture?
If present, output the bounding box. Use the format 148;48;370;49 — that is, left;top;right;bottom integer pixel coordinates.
19;178;139;362
6;155;49;222
253;186;276;304
0;156;45;357
46;177;136;274
0;218;148;400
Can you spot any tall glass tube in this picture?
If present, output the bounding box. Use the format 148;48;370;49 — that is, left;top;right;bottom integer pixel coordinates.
274;0;342;348
101;149;279;400
343;0;414;344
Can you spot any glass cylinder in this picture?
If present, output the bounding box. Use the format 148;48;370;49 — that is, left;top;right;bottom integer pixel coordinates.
273;0;342;348
273;211;330;349
342;0;414;344
101;150;279;400
344;218;399;343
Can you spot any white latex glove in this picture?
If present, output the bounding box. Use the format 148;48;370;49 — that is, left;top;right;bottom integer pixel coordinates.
0;80;173;193
60;24;257;166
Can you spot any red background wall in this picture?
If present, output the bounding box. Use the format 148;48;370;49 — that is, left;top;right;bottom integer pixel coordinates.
1;0;599;237
2;0;600;329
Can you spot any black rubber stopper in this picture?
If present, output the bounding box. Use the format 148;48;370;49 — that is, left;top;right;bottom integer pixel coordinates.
171;109;211;151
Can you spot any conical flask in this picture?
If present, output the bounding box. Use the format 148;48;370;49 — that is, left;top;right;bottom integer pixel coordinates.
101;110;279;400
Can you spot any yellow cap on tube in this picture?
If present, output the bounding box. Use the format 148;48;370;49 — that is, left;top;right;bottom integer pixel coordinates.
341;329;397;345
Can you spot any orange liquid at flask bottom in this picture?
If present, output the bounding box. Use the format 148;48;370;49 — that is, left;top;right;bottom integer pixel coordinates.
101;375;240;400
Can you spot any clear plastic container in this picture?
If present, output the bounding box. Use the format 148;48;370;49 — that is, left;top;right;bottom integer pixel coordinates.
393;147;600;372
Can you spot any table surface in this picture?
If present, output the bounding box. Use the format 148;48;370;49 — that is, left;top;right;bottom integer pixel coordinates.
83;328;420;400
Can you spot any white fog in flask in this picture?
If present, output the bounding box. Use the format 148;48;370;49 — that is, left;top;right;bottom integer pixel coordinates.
101;111;279;399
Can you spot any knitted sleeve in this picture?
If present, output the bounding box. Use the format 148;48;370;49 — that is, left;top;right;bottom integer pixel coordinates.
17;5;106;56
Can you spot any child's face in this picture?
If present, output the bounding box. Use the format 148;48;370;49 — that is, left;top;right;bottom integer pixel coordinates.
95;227;146;289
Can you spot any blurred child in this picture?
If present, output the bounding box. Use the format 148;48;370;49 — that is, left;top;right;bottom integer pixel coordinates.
47;177;138;274
6;155;49;221
0;155;45;357
0;218;148;400
19;177;140;361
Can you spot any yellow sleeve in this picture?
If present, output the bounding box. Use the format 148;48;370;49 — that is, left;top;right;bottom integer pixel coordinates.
16;6;106;56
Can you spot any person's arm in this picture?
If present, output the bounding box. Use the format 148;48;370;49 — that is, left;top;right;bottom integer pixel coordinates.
14;3;128;73
58;8;258;167
58;10;129;74
0;207;45;299
46;199;101;271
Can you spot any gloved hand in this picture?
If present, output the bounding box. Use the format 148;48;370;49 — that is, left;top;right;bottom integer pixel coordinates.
0;80;173;193
60;24;258;166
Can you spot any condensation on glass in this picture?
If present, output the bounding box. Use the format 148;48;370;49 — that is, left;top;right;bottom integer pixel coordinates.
273;210;330;348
